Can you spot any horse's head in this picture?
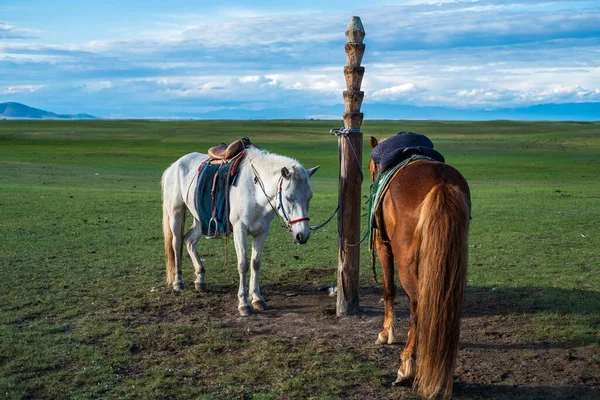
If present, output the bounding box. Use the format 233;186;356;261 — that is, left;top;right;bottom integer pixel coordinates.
369;136;381;183
278;165;319;244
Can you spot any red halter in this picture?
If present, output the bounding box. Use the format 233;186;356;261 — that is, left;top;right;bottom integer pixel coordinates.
287;216;310;224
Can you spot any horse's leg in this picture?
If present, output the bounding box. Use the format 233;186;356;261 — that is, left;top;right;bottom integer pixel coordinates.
184;220;207;292
393;243;419;385
169;207;186;291
375;238;397;345
233;224;252;316
249;229;269;311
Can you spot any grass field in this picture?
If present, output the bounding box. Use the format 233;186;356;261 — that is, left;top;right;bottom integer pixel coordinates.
1;120;599;399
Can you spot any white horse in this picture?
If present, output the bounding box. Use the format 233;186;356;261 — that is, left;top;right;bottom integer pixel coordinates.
161;145;319;316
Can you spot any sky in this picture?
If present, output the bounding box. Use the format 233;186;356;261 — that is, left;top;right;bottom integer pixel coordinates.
1;0;599;119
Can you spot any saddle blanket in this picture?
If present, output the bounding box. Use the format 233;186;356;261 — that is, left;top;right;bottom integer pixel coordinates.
371;131;445;173
195;153;246;237
368;154;439;235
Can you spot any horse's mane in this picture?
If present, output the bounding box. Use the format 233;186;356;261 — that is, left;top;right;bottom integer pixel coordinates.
245;146;302;172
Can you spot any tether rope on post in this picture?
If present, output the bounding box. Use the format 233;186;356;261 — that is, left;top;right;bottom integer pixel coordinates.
331;127;364;182
332;127;368;249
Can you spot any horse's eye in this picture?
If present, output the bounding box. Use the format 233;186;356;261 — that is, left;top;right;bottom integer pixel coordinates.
286;196;293;203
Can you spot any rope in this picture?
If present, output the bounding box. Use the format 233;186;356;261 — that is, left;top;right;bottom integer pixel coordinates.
252;162;339;232
329;126;370;251
309;204;339;231
330;127;364;182
250;164;289;230
344;225;371;247
224;233;230;267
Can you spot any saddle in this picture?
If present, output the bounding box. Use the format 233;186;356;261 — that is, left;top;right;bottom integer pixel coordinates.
208;137;252;162
196;138;252;238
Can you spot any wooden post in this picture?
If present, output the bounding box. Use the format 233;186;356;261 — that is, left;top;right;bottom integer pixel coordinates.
336;16;365;316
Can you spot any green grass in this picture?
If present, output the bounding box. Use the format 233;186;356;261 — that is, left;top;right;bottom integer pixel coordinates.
1;119;599;398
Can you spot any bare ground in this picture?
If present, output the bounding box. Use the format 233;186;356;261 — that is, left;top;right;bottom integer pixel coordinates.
132;276;600;399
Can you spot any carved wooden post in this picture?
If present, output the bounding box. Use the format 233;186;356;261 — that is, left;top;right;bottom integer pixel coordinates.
336;16;365;316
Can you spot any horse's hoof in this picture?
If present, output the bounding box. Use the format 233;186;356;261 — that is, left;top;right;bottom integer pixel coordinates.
392;367;414;387
375;332;387;345
238;305;253;317
173;282;185;292
195;282;207;292
251;300;268;311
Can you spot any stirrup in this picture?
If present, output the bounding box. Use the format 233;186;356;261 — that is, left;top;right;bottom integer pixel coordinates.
205;217;219;239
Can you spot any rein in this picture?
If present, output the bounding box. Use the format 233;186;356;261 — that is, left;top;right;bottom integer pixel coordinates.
250;164;309;230
277;180;310;225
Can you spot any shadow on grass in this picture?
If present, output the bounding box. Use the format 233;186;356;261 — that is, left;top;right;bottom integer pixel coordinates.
156;280;599;314
463;286;600;317
454;382;600;400
200;283;600;320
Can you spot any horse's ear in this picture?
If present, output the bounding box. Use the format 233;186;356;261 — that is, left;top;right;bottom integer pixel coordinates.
370;136;379;149
306;166;319;178
281;167;291;179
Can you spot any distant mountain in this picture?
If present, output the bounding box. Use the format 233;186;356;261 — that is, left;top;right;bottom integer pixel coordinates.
302;102;599;121
2;100;597;121
0;102;97;119
135;102;599;121
362;102;600;121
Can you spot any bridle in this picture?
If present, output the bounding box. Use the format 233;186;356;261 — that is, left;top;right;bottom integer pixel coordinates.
250;164;310;230
276;178;310;225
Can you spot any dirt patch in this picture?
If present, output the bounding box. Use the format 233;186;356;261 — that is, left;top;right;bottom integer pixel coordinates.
197;283;598;399
123;282;599;399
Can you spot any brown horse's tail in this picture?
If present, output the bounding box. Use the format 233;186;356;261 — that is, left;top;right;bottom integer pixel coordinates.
414;183;470;399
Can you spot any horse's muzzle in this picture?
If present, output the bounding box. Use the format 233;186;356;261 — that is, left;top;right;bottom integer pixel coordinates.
294;232;309;245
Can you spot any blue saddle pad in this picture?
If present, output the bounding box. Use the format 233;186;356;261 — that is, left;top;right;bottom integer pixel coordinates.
371;131;445;172
195;156;244;237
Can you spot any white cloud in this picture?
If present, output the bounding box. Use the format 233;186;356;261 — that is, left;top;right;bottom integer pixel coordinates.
0;21;36;39
527;85;600;103
308;79;342;92
239;75;261;83
3;84;44;94
372;83;417;100
83;81;112;92
456;88;502;99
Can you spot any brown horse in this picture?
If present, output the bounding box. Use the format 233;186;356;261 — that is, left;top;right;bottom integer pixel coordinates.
369;136;471;399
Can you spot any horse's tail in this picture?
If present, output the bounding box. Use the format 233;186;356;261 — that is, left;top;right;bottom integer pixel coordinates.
163;203;176;286
414;183;470;400
162;170;183;286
